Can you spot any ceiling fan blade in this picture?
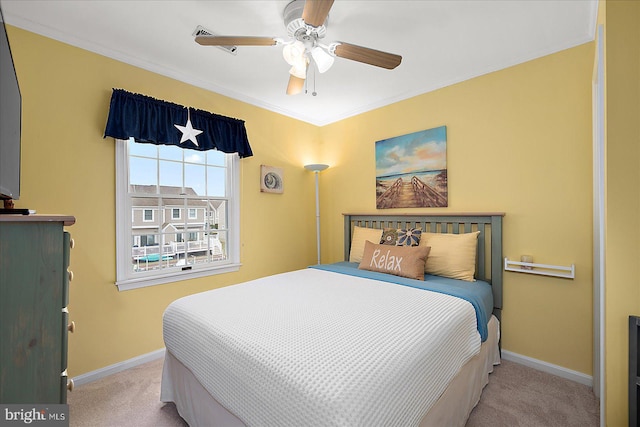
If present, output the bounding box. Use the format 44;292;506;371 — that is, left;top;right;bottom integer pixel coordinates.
334;42;402;70
195;36;277;46
302;0;334;27
286;75;306;95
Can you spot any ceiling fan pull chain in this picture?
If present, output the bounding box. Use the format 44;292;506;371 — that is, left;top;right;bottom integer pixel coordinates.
312;65;317;96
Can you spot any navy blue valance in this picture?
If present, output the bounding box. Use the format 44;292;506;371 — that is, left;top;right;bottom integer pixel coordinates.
103;89;253;158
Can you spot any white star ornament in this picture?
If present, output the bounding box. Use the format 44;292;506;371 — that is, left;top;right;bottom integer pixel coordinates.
174;119;203;146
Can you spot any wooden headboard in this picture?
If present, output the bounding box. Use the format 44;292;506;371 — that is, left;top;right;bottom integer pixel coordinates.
343;213;505;320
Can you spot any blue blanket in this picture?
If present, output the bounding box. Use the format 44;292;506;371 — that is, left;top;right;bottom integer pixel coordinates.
310;262;493;341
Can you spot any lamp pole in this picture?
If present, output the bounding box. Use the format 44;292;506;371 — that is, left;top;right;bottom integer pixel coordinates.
304;164;329;264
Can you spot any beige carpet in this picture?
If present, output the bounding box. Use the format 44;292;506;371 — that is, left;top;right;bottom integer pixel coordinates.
68;356;599;426
467;359;599;426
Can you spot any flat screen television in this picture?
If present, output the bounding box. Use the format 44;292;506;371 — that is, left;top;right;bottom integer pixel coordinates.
0;4;22;202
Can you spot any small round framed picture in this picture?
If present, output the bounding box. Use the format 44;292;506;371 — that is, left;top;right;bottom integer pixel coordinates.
260;165;284;194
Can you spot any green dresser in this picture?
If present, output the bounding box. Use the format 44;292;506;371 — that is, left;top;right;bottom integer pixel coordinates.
0;215;75;404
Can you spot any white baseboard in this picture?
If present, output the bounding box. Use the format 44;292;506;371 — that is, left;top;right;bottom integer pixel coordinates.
501;349;593;387
72;348;166;386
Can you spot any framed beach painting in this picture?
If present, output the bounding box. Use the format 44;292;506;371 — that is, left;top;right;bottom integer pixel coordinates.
375;126;448;209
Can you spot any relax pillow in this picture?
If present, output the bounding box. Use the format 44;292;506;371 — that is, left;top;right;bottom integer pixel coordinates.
419;231;480;281
349;226;384;263
358;241;431;280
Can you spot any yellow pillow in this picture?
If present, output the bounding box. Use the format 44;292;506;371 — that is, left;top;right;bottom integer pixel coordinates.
349;226;383;263
359;241;431;280
419;231;480;281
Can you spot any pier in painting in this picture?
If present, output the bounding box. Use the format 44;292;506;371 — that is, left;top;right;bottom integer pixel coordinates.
376;170;447;208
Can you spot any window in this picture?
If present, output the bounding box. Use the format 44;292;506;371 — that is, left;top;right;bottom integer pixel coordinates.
116;138;240;290
141;235;157;246
143;209;154;222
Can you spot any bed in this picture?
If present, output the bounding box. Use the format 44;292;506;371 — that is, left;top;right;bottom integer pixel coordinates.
161;212;504;426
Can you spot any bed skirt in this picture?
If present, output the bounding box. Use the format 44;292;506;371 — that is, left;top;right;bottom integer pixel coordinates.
161;315;500;427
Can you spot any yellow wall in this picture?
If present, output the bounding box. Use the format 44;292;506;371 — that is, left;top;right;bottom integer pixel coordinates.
603;0;640;425
7;26;321;376
7;15;597;392
320;43;595;374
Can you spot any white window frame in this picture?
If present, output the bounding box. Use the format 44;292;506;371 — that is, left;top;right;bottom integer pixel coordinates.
188;208;197;219
172;208;181;220
115;138;241;291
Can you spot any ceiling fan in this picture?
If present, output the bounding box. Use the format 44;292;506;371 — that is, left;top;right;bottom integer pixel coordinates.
195;0;402;95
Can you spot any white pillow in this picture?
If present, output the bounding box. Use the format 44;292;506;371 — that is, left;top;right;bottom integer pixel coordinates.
348;226;383;263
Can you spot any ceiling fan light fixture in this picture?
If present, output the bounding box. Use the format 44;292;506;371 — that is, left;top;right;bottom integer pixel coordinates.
289;63;307;79
283;40;306;66
311;46;334;73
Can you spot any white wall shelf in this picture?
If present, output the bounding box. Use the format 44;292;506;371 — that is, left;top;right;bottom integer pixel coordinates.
504;258;575;279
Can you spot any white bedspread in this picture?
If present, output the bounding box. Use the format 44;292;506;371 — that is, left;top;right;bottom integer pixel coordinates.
163;268;481;427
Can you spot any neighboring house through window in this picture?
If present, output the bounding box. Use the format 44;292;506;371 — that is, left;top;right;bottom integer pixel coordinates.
115;138;240;290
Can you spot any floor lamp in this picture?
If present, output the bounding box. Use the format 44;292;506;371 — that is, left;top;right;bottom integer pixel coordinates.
304;164;329;264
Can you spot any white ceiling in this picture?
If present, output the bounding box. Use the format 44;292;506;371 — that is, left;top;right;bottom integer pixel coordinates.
1;0;597;126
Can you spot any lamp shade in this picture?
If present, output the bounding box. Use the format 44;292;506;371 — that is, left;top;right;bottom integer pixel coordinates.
311;46;335;73
289;63;307;79
283;40;306;66
304;164;329;172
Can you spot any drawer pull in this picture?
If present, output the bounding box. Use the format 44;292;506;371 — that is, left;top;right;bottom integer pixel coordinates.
68;321;76;333
68;270;74;282
61;370;73;392
70;238;75;249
